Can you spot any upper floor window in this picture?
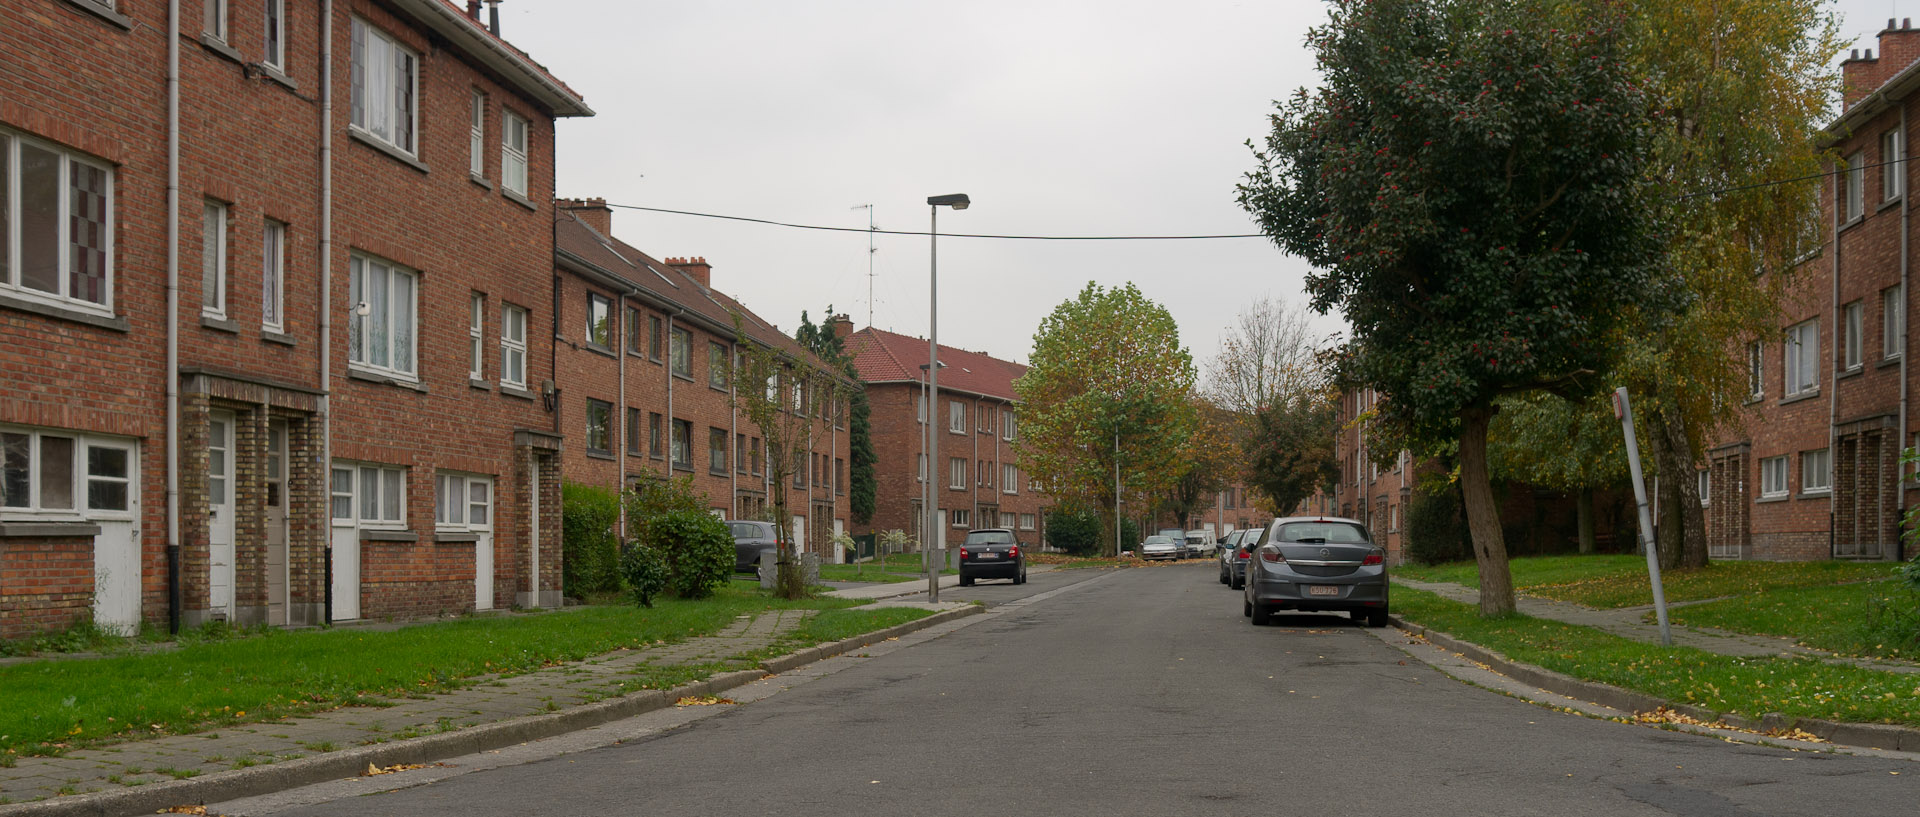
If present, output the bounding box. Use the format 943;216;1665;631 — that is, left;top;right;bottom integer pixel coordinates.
1783;319;1818;397
1003;464;1017;494
949;401;965;434
917;391;927;424
262;0;286;71
262;220;285;332
1844;151;1865;222
708;343;728;389
201;200;228;319
468;90;486;178
1885;128;1905;202
1002;410;1016;440
671;419;692;468
1843;301;1864;371
467;293;484;380
203;0;227;41
350;18;418;155
625;306;642;355
502;111;529;197
648;314;663;360
500;303;527;389
1886;285;1905;360
586;292;612;349
0;131;115;314
348;253;416;380
1746;341;1763;399
670;325;692;377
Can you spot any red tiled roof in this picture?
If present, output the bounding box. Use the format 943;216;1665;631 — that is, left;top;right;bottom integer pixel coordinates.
845;327;1028;402
411;0;591;116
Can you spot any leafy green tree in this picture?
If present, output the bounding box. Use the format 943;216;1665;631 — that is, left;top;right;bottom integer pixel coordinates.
731;315;847;598
1043;506;1102;556
1160;405;1240;531
796;308;876;525
1246;388;1339;516
1487;392;1630;553
1015;282;1200;557
1239;0;1662;614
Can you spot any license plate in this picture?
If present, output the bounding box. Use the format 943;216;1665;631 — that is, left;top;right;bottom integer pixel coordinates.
976;553;998;559
1308;585;1340;597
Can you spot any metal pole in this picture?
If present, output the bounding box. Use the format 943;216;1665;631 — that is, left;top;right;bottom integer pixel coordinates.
1612;387;1673;646
1114;427;1122;558
927;204;940;604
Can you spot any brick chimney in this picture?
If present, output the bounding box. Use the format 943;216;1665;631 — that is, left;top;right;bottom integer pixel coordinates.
828;313;853;340
666;257;712;289
556;197;612;236
1844;20;1920;110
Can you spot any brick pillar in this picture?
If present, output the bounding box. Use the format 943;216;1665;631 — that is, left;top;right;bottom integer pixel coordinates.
178;393;213;626
233;407;267;624
286;414;327;626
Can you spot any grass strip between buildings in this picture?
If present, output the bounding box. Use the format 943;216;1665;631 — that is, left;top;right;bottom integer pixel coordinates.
1392;586;1920;728
1393;555;1898;608
0;585;929;759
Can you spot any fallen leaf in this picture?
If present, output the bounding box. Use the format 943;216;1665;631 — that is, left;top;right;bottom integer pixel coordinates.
363;763;425;776
674;696;735;707
157;807;208;815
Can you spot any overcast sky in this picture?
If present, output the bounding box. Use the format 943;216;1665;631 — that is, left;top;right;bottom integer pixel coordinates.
500;0;1910;373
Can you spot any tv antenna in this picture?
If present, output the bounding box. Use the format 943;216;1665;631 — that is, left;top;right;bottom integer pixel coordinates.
851;204;877;328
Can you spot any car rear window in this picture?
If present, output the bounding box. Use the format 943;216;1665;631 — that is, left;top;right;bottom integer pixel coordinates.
729;522;765;538
965;530;1014;545
1275;522;1369;544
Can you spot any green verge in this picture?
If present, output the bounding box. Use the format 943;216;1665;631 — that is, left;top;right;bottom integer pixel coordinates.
1393;586;1920;727
0;584;922;758
815;565;917;583
1395;555;1897;608
1669;582;1920;661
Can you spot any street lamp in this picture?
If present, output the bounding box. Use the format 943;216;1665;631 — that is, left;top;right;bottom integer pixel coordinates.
925;193;969;604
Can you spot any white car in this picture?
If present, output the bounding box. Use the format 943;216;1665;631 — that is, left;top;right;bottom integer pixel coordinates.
1185;531;1215;558
1139;535;1182;561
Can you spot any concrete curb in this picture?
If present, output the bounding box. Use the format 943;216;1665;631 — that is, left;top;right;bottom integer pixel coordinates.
1393;616;1920;753
2;605;982;817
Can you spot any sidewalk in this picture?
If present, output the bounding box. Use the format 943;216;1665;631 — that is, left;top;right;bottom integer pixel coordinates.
0;602;976;815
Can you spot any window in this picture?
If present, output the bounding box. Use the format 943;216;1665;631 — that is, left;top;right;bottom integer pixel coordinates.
626;306;642;354
951;509;970;528
1019;514;1035;530
0;132;114;311
917;453;927;483
708;427;727;473
201;201;227;318
1843;301;1863;371
1697;469;1710;507
500;303;526;389
1783;319;1818;397
468;90;485;177
980;459;991;488
1802;449;1831;494
203;0;227;40
1845;151;1865;221
1747;342;1763;399
917;391;926;424
648;412;663;457
467;294;483;379
671;419;692;468
648;315;663;360
262;0;285;71
1887;285;1905;360
501;110;529;197
330;466;353;520
736;434;748;473
1002;410;1016;440
709;343;728;389
1003;464;1017;494
627;408;642;456
586;292;612;349
348;254;416;379
354;463;405;527
792;452;806;489
670;326;692;377
750;437;762;474
435;473;491;529
836;458;846;494
585;399;611;455
949;401;965;434
1760;455;1789;498
349;18;418;155
949;457;966;489
1001;512;1016;529
1885;128;1905;202
0;430;133;516
262;220;285;332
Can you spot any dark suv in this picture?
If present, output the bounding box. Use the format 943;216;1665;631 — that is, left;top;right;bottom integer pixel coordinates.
725;520;785;573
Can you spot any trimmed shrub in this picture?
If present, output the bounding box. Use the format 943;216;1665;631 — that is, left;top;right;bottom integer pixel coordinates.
561;482;622;598
1405;485;1471;565
620;545;670;608
652;508;734;599
1044;508;1100;556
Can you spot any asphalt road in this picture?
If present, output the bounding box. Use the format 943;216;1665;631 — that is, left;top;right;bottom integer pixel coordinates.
247;563;1915;817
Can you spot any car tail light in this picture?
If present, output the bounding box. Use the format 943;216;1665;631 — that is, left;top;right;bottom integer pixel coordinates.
1008;546;1020;558
1237;548;1250;559
1363;552;1384;566
959;547;970;559
1260;550;1281;563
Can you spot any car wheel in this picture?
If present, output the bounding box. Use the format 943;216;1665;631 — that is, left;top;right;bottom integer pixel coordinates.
1242;598;1253;618
1016;569;1027;585
959;575;973;587
1250;602;1273;626
1366;607;1389;628
1230;575;1243;590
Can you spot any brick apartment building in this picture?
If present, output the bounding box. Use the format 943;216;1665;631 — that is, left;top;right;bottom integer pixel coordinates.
1327;388;1412;560
842;327;1054;548
1704;21;1920;563
1;0;584;639
552;200;854;557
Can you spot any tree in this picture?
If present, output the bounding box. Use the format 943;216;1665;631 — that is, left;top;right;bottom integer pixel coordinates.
1203;295;1325;415
1015;282;1200;557
796;308;877;525
1245;387;1340;516
1487;392;1631;553
1159;404;1240;530
1239;0;1662;615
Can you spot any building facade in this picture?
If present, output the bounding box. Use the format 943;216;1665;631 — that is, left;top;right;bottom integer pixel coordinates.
553;201;854;557
2;0;585;639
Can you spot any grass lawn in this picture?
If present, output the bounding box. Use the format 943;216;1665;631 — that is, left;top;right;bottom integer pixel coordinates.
815;564;917;583
1395;554;1898;608
0;584;927;758
1670;583;1920;661
1394;587;1920;728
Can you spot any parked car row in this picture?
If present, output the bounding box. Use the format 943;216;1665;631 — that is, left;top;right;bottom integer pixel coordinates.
1222;517;1390;628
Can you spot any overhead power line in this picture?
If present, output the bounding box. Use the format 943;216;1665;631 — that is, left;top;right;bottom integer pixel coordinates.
605;202;1267;240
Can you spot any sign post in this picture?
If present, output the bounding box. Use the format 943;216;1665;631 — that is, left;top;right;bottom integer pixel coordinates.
1612;387;1673;646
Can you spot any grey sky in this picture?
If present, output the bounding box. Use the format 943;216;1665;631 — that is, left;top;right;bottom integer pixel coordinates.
502;0;1904;372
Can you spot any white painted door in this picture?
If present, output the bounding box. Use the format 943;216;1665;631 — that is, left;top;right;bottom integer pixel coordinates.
87;439;140;635
265;421;288;626
469;477;494;611
207;411;236;619
329;464;361;621
525;452;541;608
833;518;845;564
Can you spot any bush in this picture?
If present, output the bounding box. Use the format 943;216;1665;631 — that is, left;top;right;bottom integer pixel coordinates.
1044;508;1100;556
1405;485;1471;565
619;545;670;608
561;482;622;598
651;508;734;599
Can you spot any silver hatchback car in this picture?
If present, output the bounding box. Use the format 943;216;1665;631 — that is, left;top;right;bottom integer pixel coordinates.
1242;517;1389;627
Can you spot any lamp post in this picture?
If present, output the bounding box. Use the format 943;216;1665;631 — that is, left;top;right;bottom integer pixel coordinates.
925;193;969;604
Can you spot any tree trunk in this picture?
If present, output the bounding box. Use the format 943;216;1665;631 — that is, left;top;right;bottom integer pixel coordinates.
1647;403;1708;570
1459;405;1515;616
1576;487;1596;554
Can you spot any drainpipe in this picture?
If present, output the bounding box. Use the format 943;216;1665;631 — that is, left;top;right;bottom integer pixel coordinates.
729;341;738;517
1902;102;1912;561
319;0;336;624
667;308;680;472
617;293;627;535
1831;154;1843;559
166;0;182;635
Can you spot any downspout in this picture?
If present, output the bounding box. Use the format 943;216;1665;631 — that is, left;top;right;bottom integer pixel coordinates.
1831;154;1843;559
1902;101;1912;561
166;0;182;635
667;308;680;473
319;0;336;623
617;293;627;535
729;341;738;517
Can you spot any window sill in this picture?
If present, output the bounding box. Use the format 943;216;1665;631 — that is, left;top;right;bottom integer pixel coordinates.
503;188;538;211
1755;494;1790;504
1880;195;1904;213
361;529;418;542
1880;356;1903;369
0;521;102;538
198;34;245;66
0;292;129;332
709;383;729;393
500;384;535;400
672;463;694;473
64;0;131;29
200;314;240;333
262;329;297;347
1779;390;1820;406
260;66;298;92
586;450;615;461
1799;489;1832;499
1838;365;1865;380
348;127;430;175
672;372;695;383
586;343;617;359
470;174;494;191
469;378;491;391
432;531;480;544
1839;214;1865;232
1742;394;1765;406
709;468;729;476
347;367;427;393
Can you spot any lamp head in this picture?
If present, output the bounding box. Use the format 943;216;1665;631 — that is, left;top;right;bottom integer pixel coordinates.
927;193;971;210
353;301;371;317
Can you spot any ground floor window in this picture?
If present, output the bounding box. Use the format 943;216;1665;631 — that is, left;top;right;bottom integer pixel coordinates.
332;462;406;527
0;426;134;516
435;472;492;529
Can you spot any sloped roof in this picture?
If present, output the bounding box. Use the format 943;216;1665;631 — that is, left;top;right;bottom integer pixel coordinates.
396;0;592;117
845;327;1028;402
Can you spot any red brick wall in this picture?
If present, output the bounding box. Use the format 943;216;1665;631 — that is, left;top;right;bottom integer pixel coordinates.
0;537;94;639
856;382;1054;546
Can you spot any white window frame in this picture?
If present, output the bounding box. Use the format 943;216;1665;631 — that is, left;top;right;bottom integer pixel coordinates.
2;426;136;519
949;457;965;489
1747;341;1763;400
1019;513;1035;531
262;0;286;72
1001;511;1016;529
1;131;116;314
949;401;965;434
1846;151;1866;222
467;294;484;380
502;110;529;197
500;303;527;389
671;418;692;469
1003;464;1017;495
1784;320;1818;397
349;17;419;156
261;219;285;332
586;399;613;455
203;0;227;41
1697;469;1710;507
435;472;492;531
951;508;970;528
347;253;418;380
1843;301;1863;371
201;200;228;319
586;292;612;349
469;90;486;178
670;326;692;378
1002;410;1016;440
1886;285;1905;360
330;465;355;522
1885;128;1905;202
917;453;927;483
1760;455;1789;498
355;463;405;528
1801;449;1831;495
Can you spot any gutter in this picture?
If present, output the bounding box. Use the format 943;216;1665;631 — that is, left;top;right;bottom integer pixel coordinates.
1830;154;1842;559
165;0;182;634
319;0;338;622
1903;102;1912;562
385;0;593;117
